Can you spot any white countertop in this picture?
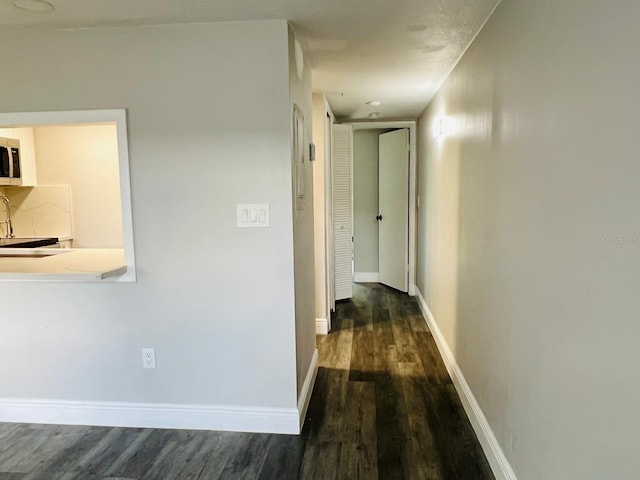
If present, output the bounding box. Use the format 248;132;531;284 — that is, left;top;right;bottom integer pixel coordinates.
0;248;127;281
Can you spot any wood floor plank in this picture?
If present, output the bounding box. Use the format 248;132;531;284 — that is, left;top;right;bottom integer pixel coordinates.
26;427;144;480
100;429;149;476
319;318;353;370
299;371;341;479
256;433;305;480
337;382;378;480
373;370;405;480
348;330;375;381
195;432;246;480
389;310;420;363
0;473;26;479
5;425;91;476
217;433;270;480
138;430;222;480
406;305;429;333
23;436;108;479
103;429;176;479
69;427;143;477
315;369;351;442
299;441;341;480
351;284;374;332
413;331;452;386
397;362;446;480
0;425;21;445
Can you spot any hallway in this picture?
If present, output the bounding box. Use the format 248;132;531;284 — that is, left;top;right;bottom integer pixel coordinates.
301;283;493;478
0;284;493;479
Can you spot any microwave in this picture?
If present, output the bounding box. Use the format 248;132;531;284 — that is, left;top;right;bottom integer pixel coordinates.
0;137;21;186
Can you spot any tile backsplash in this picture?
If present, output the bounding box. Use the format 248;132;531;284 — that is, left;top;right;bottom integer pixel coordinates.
0;185;73;240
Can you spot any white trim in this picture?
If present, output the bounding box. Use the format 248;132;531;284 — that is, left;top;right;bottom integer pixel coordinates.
414;288;518;480
324;96;335;327
407;123;417;297
0;398;300;435
346;120;417;296
0;109;136;282
353;272;379;283
325;97;336;318
0;350;320;436
297;348;318;432
316;317;329;335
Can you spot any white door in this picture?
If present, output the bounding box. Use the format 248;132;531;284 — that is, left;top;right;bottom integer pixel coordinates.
332;124;353;301
378;129;409;292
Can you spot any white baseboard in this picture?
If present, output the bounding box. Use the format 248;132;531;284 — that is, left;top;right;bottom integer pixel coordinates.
353;272;379;283
297;348;318;432
316;317;329;335
0;399;300;435
0;350;320;436
414;288;518;480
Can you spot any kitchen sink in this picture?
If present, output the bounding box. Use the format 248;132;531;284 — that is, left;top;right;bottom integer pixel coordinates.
0;237;58;248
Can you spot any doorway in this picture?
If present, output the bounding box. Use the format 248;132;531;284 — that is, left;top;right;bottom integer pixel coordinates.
350;121;417;295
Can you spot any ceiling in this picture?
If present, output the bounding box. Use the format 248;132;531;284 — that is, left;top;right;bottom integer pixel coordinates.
0;0;499;120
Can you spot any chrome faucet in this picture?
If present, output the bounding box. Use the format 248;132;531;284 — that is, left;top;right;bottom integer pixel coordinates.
0;193;14;239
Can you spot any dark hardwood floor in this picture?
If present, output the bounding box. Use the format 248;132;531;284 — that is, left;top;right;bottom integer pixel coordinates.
0;283;494;479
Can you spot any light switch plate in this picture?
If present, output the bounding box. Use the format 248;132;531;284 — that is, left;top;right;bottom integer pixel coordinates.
237;204;270;228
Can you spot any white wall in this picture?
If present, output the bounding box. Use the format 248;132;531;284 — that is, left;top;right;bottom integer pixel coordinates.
353;129;384;274
288;28;317;400
33;124;122;247
417;0;640;477
0;21;302;424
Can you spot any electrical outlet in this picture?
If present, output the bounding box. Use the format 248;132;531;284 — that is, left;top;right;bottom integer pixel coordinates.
142;348;156;369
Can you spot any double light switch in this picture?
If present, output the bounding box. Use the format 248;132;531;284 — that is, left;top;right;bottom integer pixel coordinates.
237;204;270;228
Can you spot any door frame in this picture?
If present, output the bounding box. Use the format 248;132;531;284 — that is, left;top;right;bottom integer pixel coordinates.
324;98;336;317
347;121;417;296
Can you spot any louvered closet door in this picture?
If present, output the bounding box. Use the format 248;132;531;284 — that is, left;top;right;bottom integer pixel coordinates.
331;124;353;301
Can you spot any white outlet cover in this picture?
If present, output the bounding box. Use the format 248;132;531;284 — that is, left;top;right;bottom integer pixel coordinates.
142;347;156;369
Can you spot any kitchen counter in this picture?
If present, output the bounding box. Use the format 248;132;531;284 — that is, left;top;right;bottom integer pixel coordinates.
0;248;127;281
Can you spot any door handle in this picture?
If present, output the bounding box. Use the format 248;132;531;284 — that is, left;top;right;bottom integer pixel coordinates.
376;214;383;221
